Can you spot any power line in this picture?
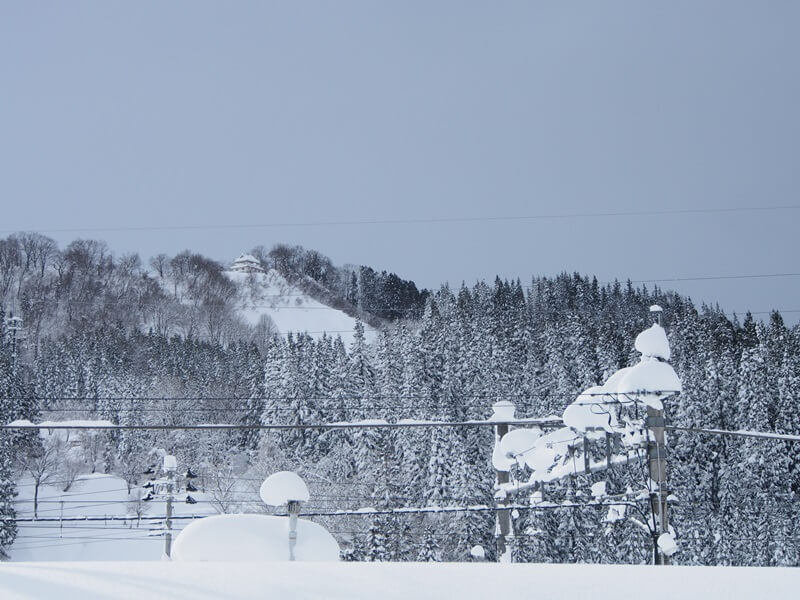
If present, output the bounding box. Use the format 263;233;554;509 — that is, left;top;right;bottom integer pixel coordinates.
6;204;798;235
666;425;800;443
0;418;562;431
5;393;577;401
627;272;800;285
7;501;636;524
7;417;800;442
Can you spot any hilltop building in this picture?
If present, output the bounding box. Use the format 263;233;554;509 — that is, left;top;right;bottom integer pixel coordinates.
230;254;265;274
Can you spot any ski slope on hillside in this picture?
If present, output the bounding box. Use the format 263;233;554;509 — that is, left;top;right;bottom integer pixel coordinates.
226;269;374;346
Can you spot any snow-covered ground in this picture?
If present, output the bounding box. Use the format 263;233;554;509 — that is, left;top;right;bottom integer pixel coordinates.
226;269;374;346
1;562;798;600
10;474;217;562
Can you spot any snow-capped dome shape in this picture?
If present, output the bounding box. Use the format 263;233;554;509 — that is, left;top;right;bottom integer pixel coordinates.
230;253;264;274
634;323;671;361
172;514;340;562
562;386;618;433
470;545;486;559
260;471;310;505
617;359;682;410
489;400;516;422
519;427;578;475
500;427;542;466
599;366;633;395
657;532;679;557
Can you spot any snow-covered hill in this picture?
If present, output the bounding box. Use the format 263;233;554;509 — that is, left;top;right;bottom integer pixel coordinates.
226;268;374;346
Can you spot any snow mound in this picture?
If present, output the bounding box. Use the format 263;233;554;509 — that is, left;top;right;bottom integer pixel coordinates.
562;386;617;433
658;532;679;557
617;359;682;410
520;428;578;474
634;324;671;361
489;400;516;422
172;514;340;562
500;428;542;461
599;367;633;395
259;471;310;505
493;428;542;471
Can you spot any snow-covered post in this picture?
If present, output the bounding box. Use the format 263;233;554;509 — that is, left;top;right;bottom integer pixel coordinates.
287;500;301;561
646;306;670;565
260;471;310;561
490;400;516;562
163;454;177;560
617;305;679;565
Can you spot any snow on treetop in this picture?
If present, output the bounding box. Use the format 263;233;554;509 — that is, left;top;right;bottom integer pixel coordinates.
634;323;671;361
172;514;340;562
259;471;310;505
590;481;607;499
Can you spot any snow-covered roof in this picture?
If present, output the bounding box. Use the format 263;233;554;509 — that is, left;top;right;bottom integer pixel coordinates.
230;254;264;272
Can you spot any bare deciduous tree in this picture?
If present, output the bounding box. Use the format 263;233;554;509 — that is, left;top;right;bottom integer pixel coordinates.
16;435;64;519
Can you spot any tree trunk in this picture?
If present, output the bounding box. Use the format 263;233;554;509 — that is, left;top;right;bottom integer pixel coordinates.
33;481;40;519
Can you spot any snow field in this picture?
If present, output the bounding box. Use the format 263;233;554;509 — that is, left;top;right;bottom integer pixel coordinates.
226;269;375;346
10;474;217;562
1;562;798;600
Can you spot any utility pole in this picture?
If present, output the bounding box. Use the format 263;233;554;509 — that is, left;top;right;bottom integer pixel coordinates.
646;305;670;565
163;455;177;560
491;400;515;562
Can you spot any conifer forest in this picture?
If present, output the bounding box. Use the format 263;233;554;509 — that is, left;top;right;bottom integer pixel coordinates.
1;233;798;565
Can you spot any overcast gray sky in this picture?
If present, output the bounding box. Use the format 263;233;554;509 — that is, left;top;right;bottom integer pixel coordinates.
1;1;798;320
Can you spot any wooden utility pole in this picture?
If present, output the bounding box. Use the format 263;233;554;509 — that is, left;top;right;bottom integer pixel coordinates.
647;306;670;565
491;400;516;561
495;420;511;560
647;405;669;564
163;455;177;559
